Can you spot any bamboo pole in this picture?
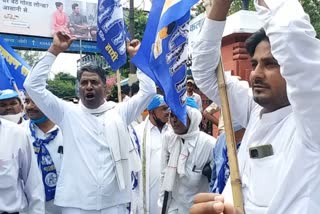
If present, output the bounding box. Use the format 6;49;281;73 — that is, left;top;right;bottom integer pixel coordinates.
116;69;122;102
216;58;244;213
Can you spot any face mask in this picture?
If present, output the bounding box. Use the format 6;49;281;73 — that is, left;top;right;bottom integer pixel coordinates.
0;112;23;124
31;116;48;124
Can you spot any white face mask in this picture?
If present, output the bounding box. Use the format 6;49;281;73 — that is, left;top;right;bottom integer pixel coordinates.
0;112;23;124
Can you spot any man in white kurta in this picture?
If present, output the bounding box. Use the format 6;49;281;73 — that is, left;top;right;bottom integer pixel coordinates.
160;98;216;213
0;119;44;213
24;33;156;213
22;94;63;214
190;0;320;213
133;94;170;214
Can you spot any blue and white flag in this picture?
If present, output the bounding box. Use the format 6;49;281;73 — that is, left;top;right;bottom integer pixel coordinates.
132;0;198;125
0;37;30;90
97;0;127;71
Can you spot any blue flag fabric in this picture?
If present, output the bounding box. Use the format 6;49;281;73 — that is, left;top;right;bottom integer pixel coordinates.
97;0;127;71
132;0;198;125
0;37;30;90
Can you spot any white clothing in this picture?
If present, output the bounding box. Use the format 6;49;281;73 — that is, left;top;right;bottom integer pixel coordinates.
22;121;63;214
160;107;215;213
133;117;169;214
191;0;320;213
186;92;202;112
61;204;127;214
24;52;156;210
0;119;44;213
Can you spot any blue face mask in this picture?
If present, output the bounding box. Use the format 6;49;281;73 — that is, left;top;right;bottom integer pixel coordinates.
31;115;49;124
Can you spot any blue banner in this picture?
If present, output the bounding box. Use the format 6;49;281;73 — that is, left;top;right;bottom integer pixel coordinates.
97;0;127;71
0;34;99;54
132;0;198;125
0;36;31;90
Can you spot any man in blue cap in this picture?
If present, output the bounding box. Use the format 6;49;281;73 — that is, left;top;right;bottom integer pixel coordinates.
0;89;24;124
131;94;170;214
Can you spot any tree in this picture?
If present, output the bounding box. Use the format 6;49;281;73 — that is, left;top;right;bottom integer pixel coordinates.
14;50;44;67
300;0;320;37
121;9;148;77
47;72;77;98
228;0;319;36
192;0;319;37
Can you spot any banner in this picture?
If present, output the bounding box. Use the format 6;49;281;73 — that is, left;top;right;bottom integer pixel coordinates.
0;36;31;90
97;0;127;71
132;0;198;125
0;0;98;41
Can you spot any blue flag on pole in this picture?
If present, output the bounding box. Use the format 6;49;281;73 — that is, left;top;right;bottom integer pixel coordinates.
97;0;127;71
0;37;30;90
132;0;198;125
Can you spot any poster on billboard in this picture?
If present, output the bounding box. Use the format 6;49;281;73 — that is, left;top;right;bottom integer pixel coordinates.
0;0;98;41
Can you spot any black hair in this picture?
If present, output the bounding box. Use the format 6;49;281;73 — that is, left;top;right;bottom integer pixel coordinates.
245;28;269;57
131;82;139;95
77;64;106;84
121;85;130;95
72;3;79;10
55;2;63;8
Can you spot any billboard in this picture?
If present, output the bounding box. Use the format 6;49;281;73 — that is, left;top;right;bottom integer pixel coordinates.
0;0;98;41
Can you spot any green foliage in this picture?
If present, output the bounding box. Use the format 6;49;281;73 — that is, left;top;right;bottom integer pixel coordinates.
227;0;319;36
229;0;255;14
191;2;206;18
300;0;320;37
47;72;77;98
123;9;148;75
14;50;43;67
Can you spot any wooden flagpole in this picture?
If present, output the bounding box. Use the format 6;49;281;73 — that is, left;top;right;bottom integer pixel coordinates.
216;58;244;213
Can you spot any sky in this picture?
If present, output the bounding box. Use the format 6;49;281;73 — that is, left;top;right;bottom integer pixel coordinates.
51;53;80;77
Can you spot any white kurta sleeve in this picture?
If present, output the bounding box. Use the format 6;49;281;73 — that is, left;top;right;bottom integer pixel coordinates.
191;19;255;128
24;52;66;125
20;136;45;213
255;0;320;149
117;69;156;126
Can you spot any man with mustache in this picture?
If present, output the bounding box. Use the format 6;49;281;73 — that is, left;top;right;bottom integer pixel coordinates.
0;89;24;124
24;32;156;213
131;94;170;214
190;0;320;213
23;94;63;214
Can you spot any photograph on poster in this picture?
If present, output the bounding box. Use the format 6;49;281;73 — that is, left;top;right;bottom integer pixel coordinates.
0;0;98;41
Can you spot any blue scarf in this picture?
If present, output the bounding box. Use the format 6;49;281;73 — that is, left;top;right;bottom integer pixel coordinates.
29;122;59;201
130;126;140;190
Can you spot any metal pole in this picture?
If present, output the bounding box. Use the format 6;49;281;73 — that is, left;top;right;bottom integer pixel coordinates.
79;39;83;68
129;0;135;74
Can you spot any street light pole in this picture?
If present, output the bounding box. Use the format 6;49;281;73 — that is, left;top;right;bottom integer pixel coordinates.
129;0;135;74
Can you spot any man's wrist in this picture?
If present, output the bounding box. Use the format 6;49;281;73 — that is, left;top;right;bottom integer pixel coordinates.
48;45;63;56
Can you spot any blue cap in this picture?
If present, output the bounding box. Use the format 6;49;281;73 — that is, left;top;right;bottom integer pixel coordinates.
185;97;199;109
147;94;166;111
0;89;19;101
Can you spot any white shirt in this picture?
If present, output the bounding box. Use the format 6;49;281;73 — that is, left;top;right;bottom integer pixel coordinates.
24;52;156;210
22;121;63;214
0;119;44;213
134;118;169;214
160;130;215;213
191;0;320;213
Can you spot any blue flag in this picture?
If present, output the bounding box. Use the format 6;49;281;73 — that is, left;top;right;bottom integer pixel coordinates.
0;37;30;90
97;0;127;71
132;0;198;125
